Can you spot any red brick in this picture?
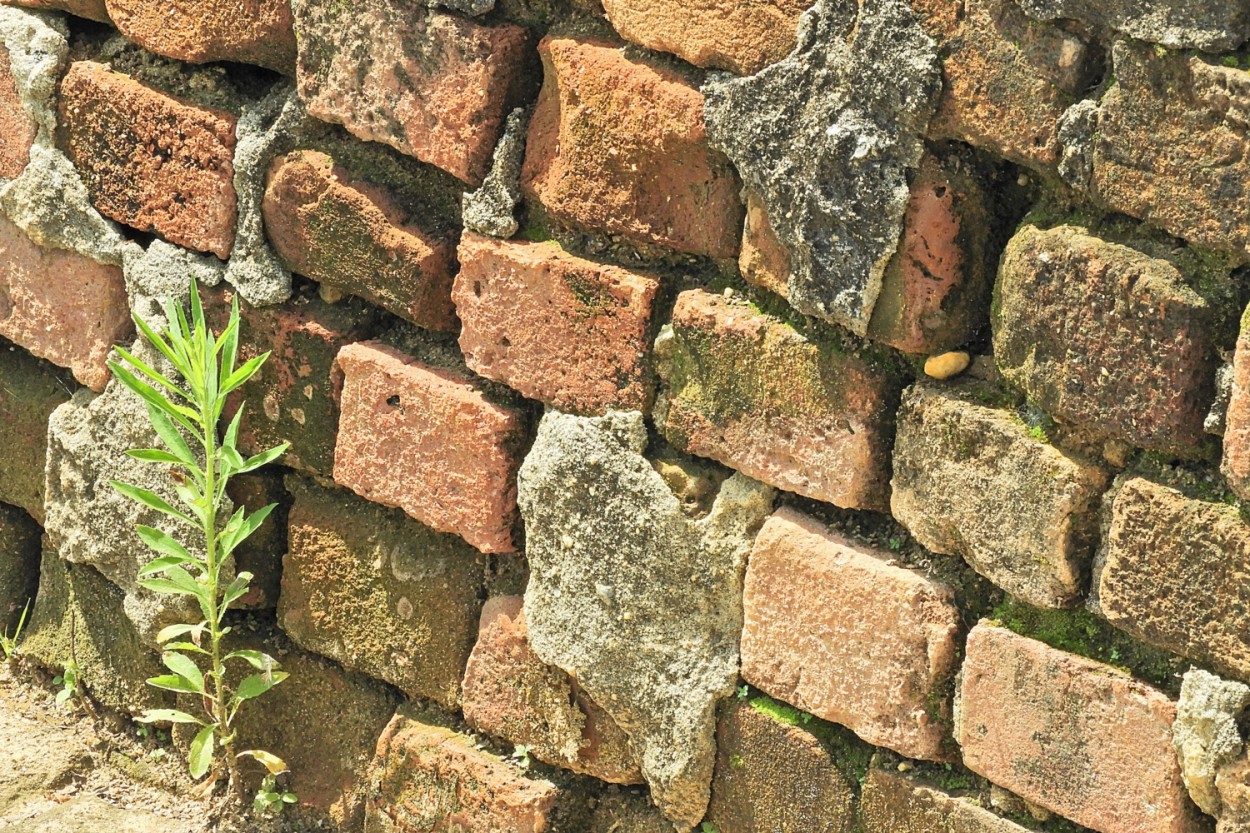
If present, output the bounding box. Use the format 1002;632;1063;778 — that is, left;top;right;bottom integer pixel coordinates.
656;289;900;511
521;37;743;260
104;0;296;74
0;43;35;180
0;214;130;391
333;341;525;554
453;232;660;415
263;150;457;331
0;0;109;21
860;767;1034;833
1225;315;1250;499
292;2;529;185
958;624;1198;833
58;61;237;259
741;507;961;761
462;596;642;785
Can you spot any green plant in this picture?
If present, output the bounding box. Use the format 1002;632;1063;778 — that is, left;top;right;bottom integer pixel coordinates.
1;599;29;662
109;281;290;799
252;774;297;815
53;660;80;706
510;743;532;770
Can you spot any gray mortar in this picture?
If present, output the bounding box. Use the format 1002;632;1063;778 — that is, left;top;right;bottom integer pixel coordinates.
702;0;940;336
1208;360;1235;437
1018;0;1250;52
429;0;494;15
462;107;528;239
123;240;225;323
1174;669;1250;816
1057;98;1098;193
518;410;774;831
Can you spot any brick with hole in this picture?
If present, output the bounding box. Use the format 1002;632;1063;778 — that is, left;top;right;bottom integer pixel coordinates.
453;232;661;416
0;342;73;522
740;507;961;761
279;475;486;708
333;340;527;554
521;37;744;260
104;0;296;74
57;61;238;259
957;623;1200;833
655;289;901;511
263;149;458;331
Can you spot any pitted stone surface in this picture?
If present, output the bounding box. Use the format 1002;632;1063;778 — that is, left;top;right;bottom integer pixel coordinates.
0;0;107;21
518;410;773;829
1018;0;1250;52
104;0;296;74
703;0;940;335
1173;669;1250;816
461;106;527;239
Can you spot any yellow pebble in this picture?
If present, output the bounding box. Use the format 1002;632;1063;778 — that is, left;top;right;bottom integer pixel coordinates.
923;351;970;380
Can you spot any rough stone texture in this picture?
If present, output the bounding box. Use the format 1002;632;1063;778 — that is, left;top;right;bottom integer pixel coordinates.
957;624;1197;833
334;341;526;554
1211;360;1235;437
122;240;224;317
224;471;287;610
1173;669;1250;817
0;214;130;392
601;0;813;75
58;62;238;259
205;282;377;477
279;475;485;708
0;502;38;633
1093;476;1250;683
703;0;941;335
860;767;1035;833
0;343;72;521
453;233;660;415
914;0;1095;172
589;791;671;833
890;380;1109;608
1224;312;1250;499
291;2;529;186
994;223;1220;456
462;106;526;239
0;0;107;22
105;0;295;73
462;595;643;785
1092;42;1250;257
655;289;900;512
522;37;743;260
706;699;857;833
741;507;960;760
0;42;34;180
4;797;180;833
366;710;592;833
1218;757;1250;833
0;703;92;818
263;149;457;331
518;410;774;828
1019;0;1250;52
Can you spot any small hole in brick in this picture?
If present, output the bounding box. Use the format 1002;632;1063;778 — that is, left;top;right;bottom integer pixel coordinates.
500;336;511;348
387;395;401;408
473;281;482;297
933;186;947;198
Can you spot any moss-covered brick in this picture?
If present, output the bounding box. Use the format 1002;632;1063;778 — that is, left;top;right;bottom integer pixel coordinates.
0;342;74;522
0;502;39;634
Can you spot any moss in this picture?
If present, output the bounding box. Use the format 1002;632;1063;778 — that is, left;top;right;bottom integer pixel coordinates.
746;694;873;786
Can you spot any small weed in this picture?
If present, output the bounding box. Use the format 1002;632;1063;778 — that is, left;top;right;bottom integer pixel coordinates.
53;660;80;707
510;744;532;770
700;824;720;833
1;600;29;662
252;774;297;816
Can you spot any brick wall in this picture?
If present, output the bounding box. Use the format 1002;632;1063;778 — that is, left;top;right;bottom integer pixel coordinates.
0;0;1248;831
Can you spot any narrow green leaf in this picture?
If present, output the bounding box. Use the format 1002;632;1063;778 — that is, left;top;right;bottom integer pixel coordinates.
136;577;201;598
220;353;268;396
110;481;195;527
146;674;201;694
174;481;207;517
136;709;204;726
147;404;199;467
238;749;288;775
219;445;245;473
111;344;189;402
108;361;200;434
131;310;191;383
219;572;253;615
224;650;278;671
126;449;184;465
135;526;196;563
236;444;288;475
223;406;244;451
162;651;205;693
219;296;240;380
234;671;288;703
189;725;215;779
164;641;210;655
155;623;200;643
137;555;193;577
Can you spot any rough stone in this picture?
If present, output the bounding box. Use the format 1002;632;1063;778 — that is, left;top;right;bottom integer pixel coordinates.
589;790;671;833
0;502;38;633
1218;757;1250;833
279;475;486;707
58;62;238;259
1091;41;1250;257
706;698;857;833
263;149;457;331
703;0;941;335
122;240;224;317
994;222;1222;456
891;380;1109;608
602;0;814;75
741;507;961;760
518;409;774;828
0;343;72;521
1019;0;1250;52
1224;311;1250;499
462;595;643;784
0;0;106;20
860;767;1035;833
522;37;743;260
334;340;527;554
462;106;526;239
655;289;901;512
453;232;660;415
103;0;295;73
0;41;34;180
1173;669;1250;817
0;213;130;392
0;704;92;819
1212;360;1235;437
291;1;530;186
1093;476;1250;683
4;797;179;833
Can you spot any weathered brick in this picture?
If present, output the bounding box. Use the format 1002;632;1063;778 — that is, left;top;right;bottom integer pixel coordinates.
913;0;1096;172
891;380;1109;608
453;232;660;415
0;42;35;180
262;150;457;331
957;623;1197;833
462;596;642;784
291;1;529;185
1094;476;1250;682
521;37;743;260
601;0;813;75
0;502;38;634
0;214;130;392
706;698;857;833
205;282;377;477
58;62;238;258
279;475;485;707
860;767;1034;833
656;289;900;511
0;343;72;521
224;471;287;610
0;0;108;22
104;0;296;73
994;222;1221;455
367;710;592;833
1225;311;1250;499
1093;41;1250;256
741;507;961;761
333;341;526;554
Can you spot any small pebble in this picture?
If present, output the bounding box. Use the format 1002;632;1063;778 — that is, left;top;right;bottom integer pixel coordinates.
923;351;970;380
